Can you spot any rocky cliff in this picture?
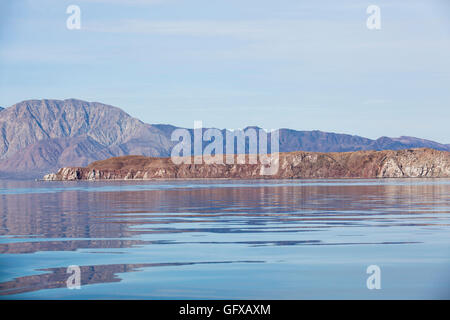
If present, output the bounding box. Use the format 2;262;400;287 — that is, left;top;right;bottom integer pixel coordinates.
43;148;450;180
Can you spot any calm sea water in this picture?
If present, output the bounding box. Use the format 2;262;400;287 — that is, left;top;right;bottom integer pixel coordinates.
0;179;449;299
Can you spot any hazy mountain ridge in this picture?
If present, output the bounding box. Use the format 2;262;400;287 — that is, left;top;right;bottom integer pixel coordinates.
0;99;448;177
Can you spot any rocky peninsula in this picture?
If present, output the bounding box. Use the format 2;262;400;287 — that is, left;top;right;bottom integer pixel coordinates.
42;148;450;181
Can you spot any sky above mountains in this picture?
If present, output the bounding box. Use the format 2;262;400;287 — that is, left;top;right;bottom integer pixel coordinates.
0;0;449;143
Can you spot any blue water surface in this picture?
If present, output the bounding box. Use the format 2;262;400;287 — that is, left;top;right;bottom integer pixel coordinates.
0;179;449;299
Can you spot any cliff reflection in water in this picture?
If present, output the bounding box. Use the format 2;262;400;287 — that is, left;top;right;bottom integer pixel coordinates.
0;179;449;298
0;260;262;296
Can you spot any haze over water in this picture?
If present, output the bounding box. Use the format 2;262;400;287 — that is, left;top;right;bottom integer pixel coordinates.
0;179;449;299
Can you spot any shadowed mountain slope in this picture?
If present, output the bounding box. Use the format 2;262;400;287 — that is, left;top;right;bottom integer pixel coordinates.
0;99;173;176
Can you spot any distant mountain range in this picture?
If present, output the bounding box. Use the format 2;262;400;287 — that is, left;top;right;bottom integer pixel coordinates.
0;99;448;178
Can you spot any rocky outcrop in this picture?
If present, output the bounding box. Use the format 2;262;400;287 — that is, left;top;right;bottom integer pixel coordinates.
43;148;450;180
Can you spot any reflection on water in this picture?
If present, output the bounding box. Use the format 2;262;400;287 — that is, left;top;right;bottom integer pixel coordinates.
0;179;449;299
0;260;263;296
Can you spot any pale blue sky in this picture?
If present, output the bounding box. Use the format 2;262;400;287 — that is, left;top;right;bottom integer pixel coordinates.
1;0;449;142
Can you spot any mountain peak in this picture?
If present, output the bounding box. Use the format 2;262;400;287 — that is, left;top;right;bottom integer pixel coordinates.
0;99;174;169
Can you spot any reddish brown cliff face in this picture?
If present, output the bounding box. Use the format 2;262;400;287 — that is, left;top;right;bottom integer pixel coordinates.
43;148;450;181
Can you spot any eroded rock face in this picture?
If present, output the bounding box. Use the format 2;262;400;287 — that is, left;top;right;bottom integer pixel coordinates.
42;173;57;181
43;148;450;181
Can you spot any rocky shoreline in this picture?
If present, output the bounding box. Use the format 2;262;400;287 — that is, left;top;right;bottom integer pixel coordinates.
42;148;450;181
